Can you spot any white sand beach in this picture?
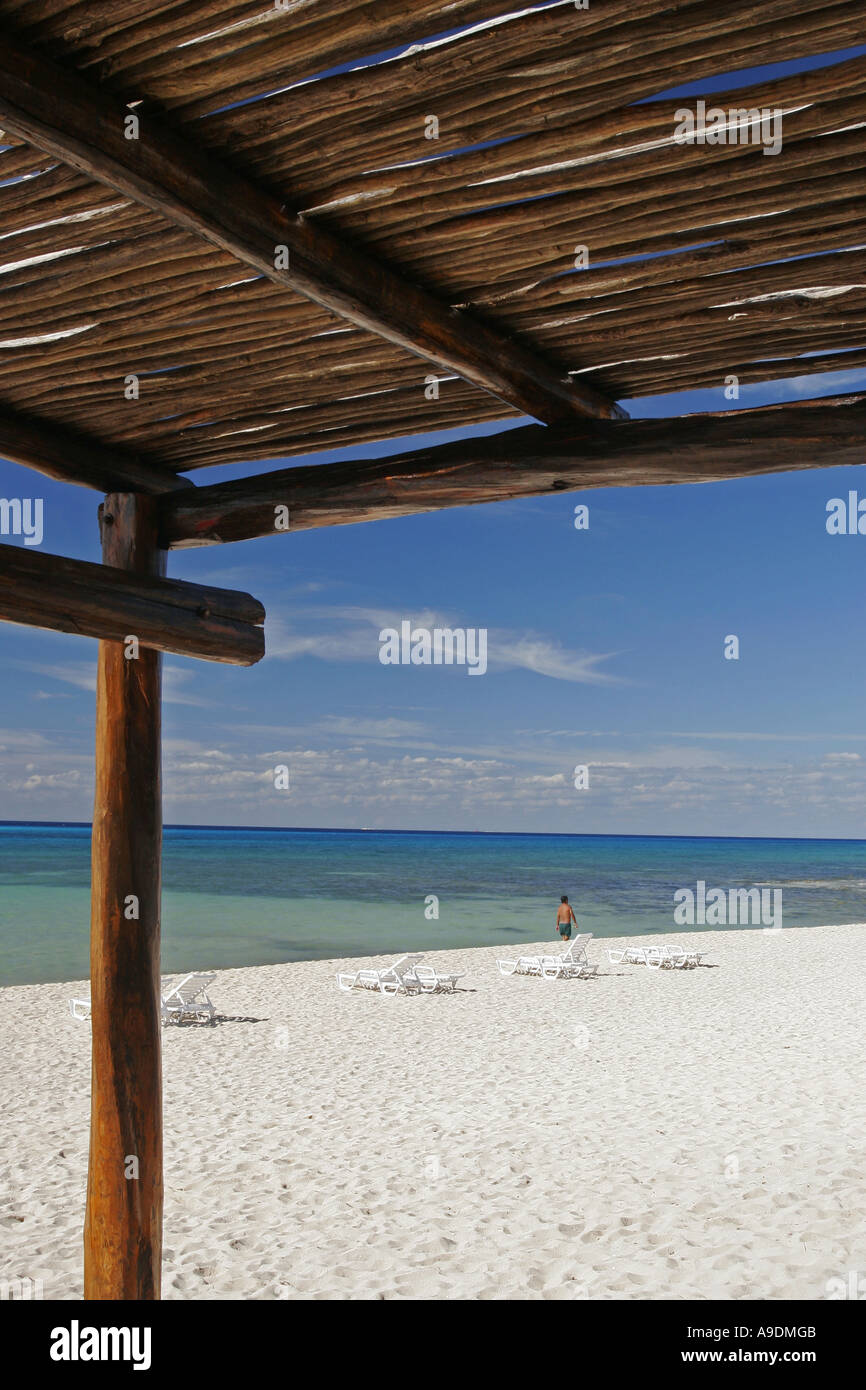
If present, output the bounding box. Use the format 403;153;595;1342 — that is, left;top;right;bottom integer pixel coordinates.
2;924;865;1301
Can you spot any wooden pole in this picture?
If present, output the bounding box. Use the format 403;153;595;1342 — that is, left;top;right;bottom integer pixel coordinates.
84;494;165;1300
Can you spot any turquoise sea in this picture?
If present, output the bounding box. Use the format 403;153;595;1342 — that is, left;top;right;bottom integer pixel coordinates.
2;822;866;985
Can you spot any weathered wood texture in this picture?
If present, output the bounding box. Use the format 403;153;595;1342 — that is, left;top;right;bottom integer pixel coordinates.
0;402;190;493
0;3;863;468
0;533;265;663
197;0;861;172
84;493;165;1301
0;0;860;1312
161;395;866;545
0;28;621;427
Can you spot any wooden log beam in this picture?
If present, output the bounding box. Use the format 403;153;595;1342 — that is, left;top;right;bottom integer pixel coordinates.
160;395;866;546
0;532;265;663
0;29;623;428
84;494;164;1300
0;401;192;493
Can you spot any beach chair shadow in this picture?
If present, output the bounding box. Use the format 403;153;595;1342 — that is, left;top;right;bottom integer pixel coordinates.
209;1013;268;1025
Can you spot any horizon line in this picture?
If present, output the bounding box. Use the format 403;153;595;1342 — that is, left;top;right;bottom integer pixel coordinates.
2;819;866;845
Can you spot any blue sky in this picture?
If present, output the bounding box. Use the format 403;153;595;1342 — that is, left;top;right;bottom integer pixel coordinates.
2;36;866;836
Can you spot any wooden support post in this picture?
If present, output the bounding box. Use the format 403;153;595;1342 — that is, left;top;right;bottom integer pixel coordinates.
84;494;165;1300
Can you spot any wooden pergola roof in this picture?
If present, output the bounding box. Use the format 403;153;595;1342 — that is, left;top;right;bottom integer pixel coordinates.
1;0;864;1300
1;0;865;501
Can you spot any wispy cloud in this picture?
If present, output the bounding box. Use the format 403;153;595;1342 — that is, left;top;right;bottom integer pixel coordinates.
266;605;623;684
0;729;52;753
220;715;429;744
14;659;210;706
522;728;866;743
490;635;621;684
16;661;96;694
316;715;427;740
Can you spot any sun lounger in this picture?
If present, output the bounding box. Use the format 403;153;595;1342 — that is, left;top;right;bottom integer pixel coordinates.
410;962;462;993
500;932;596;980
70;971;218;1024
161;972;217;1023
539;954;598;980
556;934;597;975
647;944;705;968
607;944;706;969
661;946;707;968
608;945;665;967
670;945;707;966
336;953;424;995
497;954;543;977
562;933;593;965
608;945;647;965
355;968;405;995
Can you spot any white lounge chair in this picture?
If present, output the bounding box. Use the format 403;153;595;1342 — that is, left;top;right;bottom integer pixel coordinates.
161;972;217;1023
670;945;707;966
500;932;596;980
336;953;424;995
539;953;598;980
608;945;643;965
562;933;593;965
70;971;218;1024
647;944;702;969
497;954;543;977
411;962;462;993
608;945;660;967
607;944;705;970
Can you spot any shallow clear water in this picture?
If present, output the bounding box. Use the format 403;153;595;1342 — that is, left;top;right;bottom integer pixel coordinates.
2;821;866;984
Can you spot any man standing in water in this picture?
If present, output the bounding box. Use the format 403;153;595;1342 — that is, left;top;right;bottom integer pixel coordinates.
556;895;577;941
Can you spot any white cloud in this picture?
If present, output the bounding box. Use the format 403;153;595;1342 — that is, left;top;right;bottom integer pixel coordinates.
15;770;83;791
16;661;96;694
488;634;621;684
13;659;209;705
0;729;52;752
316;715;428;740
266;604;623;684
3;717;866;834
